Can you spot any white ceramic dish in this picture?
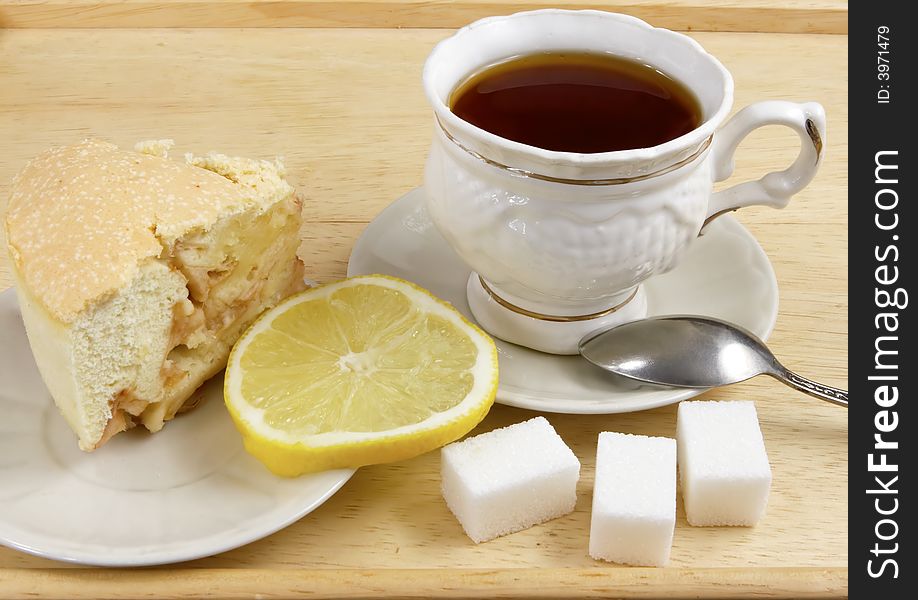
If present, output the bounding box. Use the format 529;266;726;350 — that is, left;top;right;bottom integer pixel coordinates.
348;187;779;414
0;290;354;566
421;9;823;354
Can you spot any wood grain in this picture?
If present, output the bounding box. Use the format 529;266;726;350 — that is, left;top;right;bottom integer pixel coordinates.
0;0;848;33
0;567;847;599
0;26;847;597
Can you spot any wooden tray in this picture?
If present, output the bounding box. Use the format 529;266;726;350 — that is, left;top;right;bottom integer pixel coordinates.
0;2;848;597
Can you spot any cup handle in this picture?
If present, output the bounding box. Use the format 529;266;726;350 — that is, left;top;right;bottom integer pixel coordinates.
702;100;826;231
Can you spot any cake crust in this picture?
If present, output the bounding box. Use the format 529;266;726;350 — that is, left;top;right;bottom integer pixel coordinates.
5;138;293;323
5;139;306;450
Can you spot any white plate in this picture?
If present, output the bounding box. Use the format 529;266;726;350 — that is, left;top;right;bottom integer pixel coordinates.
348;187;778;414
0;290;354;566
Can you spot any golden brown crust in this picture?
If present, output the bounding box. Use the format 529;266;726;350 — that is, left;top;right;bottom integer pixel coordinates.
8;139;303;451
5;139;291;323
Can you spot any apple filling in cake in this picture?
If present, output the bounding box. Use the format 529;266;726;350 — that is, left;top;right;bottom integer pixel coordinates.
105;192;307;443
6;139;307;450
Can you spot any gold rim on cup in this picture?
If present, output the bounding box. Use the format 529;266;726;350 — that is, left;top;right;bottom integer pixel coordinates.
437;117;714;186
477;276;640;323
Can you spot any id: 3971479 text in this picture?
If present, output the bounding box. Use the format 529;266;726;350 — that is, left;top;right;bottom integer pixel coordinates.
877;26;891;104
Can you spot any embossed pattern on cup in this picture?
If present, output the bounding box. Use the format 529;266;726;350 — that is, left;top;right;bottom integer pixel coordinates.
425;126;713;312
422;9;825;351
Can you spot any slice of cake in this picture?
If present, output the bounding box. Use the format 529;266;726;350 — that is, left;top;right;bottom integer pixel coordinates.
5;139;306;450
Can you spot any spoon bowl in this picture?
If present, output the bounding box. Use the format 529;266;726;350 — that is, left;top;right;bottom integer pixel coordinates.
579;315;847;407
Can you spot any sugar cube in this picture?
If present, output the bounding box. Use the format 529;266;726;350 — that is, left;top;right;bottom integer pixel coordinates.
440;416;580;543
589;432;676;566
677;400;772;526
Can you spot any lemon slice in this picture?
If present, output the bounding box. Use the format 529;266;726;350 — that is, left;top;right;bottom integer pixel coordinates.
224;274;499;476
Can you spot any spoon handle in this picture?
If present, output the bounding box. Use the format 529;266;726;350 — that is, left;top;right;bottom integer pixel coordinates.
773;368;848;407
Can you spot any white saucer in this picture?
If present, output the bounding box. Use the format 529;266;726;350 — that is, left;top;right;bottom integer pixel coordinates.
348;187;778;414
0;290;354;566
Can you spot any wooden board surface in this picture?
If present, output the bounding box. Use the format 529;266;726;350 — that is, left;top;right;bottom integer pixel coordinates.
0;567;847;598
0;0;848;33
0;26;847;598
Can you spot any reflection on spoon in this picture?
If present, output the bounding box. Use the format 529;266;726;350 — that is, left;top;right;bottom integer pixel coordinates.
579;315;847;407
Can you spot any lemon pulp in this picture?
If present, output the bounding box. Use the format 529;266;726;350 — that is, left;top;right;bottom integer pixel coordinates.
224;275;499;476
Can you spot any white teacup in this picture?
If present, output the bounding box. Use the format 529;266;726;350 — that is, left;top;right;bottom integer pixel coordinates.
422;10;825;354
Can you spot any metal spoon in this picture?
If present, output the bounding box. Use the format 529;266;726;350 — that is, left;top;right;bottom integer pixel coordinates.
579;315;847;407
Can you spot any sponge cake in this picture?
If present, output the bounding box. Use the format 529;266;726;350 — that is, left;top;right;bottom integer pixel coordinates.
5;139;306;450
